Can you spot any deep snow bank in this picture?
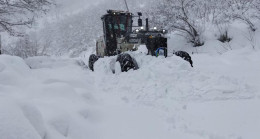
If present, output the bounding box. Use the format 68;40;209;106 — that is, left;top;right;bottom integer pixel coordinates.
0;49;259;139
0;55;46;139
92;49;259;139
94;51;256;102
0;55;30;86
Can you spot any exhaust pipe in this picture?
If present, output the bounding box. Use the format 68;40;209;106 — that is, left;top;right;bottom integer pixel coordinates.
146;18;149;31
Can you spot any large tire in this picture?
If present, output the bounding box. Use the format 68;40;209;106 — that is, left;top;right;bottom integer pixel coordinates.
116;53;139;72
88;54;99;71
174;51;193;67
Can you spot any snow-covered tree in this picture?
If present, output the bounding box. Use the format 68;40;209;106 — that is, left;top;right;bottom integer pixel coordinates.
148;0;260;47
0;0;54;36
224;0;257;31
148;0;206;47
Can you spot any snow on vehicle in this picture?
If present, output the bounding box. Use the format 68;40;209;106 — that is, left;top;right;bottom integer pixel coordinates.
89;0;195;72
89;9;168;72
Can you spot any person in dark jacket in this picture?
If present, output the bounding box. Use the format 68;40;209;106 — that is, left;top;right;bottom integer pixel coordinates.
173;50;193;67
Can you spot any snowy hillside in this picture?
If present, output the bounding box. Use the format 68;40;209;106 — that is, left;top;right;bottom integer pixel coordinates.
1;0;260;139
0;46;259;139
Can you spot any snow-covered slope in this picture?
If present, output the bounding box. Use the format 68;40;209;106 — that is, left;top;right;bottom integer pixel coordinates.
168;21;260;54
0;48;259;139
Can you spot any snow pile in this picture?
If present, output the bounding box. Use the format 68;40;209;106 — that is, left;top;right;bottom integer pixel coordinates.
0;55;30;86
0;55;46;139
0;48;259;139
92;49;259;139
94;51;255;102
0;99;45;139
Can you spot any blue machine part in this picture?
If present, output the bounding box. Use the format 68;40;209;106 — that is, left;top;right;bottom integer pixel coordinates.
155;47;166;57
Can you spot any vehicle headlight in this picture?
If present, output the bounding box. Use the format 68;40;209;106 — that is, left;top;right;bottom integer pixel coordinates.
154;27;157;30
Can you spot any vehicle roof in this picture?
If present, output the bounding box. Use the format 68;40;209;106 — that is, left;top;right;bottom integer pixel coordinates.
101;9;132;19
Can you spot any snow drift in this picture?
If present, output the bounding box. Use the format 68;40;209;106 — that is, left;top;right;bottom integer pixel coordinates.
0;48;259;139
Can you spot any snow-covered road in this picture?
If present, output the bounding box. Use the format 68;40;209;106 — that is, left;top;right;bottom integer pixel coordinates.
0;48;260;139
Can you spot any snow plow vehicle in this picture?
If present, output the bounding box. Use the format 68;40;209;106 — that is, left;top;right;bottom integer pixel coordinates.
89;10;168;72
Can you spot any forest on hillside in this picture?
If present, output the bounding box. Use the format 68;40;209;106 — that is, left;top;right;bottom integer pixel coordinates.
1;0;260;57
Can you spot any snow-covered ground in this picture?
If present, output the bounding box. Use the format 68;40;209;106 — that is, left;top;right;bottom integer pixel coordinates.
0;46;259;139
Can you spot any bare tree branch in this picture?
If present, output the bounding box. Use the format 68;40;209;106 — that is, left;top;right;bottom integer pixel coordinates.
0;0;54;36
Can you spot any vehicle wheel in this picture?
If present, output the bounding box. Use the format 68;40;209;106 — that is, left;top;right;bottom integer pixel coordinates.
88;54;99;71
174;51;193;67
116;53;139;72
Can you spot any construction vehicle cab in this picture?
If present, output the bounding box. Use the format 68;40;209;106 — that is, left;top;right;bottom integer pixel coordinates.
97;10;133;56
